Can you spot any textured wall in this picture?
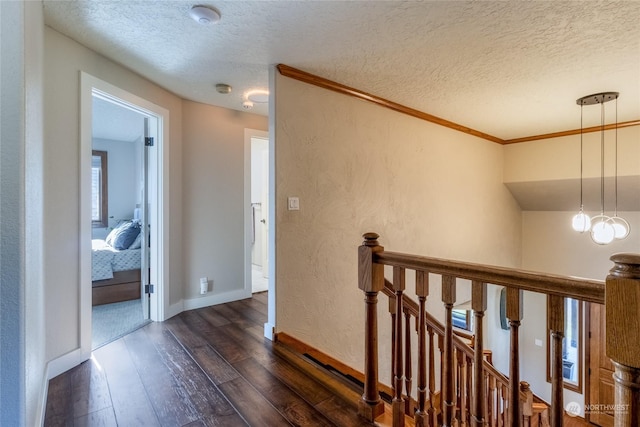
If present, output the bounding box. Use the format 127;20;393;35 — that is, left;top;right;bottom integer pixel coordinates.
43;27;184;360
181;101;267;301
274;73;522;376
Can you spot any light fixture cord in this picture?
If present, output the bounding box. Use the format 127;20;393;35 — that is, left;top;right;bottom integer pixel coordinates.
614;97;619;217
600;100;605;215
580;103;584;210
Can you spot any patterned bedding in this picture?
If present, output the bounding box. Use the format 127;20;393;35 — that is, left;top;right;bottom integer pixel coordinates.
92;239;141;281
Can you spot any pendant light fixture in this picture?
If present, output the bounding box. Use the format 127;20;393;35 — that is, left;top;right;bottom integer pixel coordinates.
608;98;630;239
573;91;629;245
571;102;591;233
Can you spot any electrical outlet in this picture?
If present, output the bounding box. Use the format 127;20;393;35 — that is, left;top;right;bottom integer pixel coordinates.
200;277;208;295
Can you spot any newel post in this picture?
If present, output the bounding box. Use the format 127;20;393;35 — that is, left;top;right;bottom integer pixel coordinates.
358;232;385;421
606;253;640;427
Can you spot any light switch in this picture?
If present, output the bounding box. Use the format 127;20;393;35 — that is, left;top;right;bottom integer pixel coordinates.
535;338;543;347
288;197;300;211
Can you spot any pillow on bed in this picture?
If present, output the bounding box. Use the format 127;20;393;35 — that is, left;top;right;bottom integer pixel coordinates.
105;221;141;250
128;231;143;250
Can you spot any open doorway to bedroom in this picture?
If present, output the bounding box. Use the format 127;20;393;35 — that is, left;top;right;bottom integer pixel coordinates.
80;72;169;355
90;95;151;349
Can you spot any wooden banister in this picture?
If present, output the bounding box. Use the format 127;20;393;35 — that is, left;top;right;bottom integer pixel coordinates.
374;251;604;303
357;233;385;421
606;253;640;427
471;280;487;427
358;233;631;427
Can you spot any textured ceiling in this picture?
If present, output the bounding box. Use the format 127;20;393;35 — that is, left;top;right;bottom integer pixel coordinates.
92;96;145;142
43;1;640;141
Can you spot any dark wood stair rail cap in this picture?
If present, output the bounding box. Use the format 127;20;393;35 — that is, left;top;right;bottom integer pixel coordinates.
606;253;640;427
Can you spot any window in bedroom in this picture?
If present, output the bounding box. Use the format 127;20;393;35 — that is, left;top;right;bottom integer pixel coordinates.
92;150;108;228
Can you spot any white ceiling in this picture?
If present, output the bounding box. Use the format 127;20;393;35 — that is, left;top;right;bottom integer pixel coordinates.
92;96;145;142
43;1;640;142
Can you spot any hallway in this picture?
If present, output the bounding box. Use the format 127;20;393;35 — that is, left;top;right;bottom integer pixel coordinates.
43;292;371;426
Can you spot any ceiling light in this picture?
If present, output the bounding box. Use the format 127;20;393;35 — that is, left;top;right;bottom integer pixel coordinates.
189;6;221;25
215;83;232;94
246;90;269;103
572;92;629;245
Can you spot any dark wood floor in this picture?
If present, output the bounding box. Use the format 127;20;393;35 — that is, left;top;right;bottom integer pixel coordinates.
44;292;373;426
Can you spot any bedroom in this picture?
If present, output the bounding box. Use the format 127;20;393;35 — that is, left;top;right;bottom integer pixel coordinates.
90;94;150;348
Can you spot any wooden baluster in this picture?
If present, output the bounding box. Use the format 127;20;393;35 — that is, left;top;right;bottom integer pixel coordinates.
442;275;457;427
497;383;503;427
506;287;523;426
405;307;413;415
390;295;397;388
488;374;496;427
471;281;487;427
440;333;445;416
415;271;429;427
458;350;468;427
466;355;473;425
428;326;437;427
521;381;533;427
501;383;508;427
606;254;640;427
358;233;385;421
547;295;564;427
393;266;406;427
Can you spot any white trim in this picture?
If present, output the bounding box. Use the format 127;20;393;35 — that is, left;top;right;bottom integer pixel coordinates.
167;301;185;320
183;288;252;311
244;128;269;294
45;348;84;380
79;73;171;358
265;65;278;340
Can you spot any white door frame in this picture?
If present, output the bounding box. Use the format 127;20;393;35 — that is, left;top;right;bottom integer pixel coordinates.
244;128;274;339
79;72;170;357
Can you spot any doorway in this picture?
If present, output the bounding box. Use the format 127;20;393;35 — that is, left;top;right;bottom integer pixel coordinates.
90;95;150;349
80;73;170;357
251;136;269;293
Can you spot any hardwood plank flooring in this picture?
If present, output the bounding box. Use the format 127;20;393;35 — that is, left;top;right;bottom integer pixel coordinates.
44;292;376;427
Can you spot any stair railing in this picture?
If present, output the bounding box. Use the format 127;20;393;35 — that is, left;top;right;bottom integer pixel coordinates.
382;278;543;427
358;233;639;427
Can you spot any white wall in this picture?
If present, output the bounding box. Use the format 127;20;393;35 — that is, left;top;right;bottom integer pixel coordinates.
43;27;184;361
274;72;523;378
92;138;141;239
0;2;46;425
181;100;267;305
520;211;640;414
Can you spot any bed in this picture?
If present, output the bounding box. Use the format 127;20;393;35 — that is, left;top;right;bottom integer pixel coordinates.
92;221;143;306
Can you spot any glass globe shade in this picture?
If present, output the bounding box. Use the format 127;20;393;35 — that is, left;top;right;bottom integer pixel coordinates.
571;211;591;233
609;216;630;239
590;216;615;245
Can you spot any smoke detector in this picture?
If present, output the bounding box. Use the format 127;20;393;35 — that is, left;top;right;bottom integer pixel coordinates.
242;101;254;110
215;83;232;94
189;6;221;25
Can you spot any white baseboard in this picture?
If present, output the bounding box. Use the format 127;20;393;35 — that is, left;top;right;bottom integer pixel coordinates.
166;300;184;320
183;288;251;311
46;348;88;380
38;347;90;425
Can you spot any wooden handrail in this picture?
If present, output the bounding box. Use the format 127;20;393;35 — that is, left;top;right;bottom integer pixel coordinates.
374;251;604;304
358;233;622;427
